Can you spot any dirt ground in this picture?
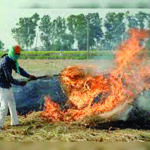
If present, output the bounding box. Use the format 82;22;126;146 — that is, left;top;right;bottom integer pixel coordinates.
17;59;114;77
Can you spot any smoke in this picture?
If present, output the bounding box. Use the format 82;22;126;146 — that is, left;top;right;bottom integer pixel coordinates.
136;90;150;112
100;102;133;121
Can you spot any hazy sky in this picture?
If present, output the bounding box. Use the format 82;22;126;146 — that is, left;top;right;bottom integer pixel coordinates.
0;9;107;48
0;0;150;8
0;0;150;48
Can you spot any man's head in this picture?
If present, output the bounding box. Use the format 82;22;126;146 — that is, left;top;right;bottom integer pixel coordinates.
8;45;22;61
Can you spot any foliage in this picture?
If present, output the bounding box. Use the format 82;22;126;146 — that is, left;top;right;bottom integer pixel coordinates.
0;50;114;59
85;13;103;49
103;12;126;50
11;13;40;49
67;14;87;50
11;11;150;51
39;15;53;50
0;40;4;50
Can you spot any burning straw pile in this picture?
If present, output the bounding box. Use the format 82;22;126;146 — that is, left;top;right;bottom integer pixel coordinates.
41;28;150;123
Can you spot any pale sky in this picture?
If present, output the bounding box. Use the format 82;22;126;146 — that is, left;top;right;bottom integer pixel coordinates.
0;0;150;48
0;0;150;8
0;9;107;48
0;8;150;49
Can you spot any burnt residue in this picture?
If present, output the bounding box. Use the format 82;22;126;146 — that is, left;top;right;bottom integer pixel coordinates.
13;75;67;115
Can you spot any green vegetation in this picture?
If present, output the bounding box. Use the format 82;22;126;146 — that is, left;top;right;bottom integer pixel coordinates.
11;13;40;49
0;50;115;59
0;40;4;50
9;11;150;51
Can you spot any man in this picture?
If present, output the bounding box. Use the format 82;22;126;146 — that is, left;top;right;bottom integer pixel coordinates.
0;45;36;129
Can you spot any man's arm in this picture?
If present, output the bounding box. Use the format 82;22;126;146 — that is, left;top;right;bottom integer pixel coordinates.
13;64;30;78
14;66;36;80
2;63;21;85
18;66;30;78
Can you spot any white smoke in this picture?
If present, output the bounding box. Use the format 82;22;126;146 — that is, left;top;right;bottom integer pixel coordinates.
100;101;133;121
136;90;150;112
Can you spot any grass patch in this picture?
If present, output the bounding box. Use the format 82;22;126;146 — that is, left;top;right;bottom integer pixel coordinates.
0;50;115;59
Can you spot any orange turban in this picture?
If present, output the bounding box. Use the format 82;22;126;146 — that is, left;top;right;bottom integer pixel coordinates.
13;45;21;54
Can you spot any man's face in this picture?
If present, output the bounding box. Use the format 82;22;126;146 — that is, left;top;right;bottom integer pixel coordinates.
14;45;21;60
14;52;21;60
15;53;20;56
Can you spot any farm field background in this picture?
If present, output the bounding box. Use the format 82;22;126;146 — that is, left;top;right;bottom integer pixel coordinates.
0;57;150;143
18;58;114;77
0;50;115;59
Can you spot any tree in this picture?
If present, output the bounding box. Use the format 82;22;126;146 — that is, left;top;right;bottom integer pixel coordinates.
0;40;4;50
135;12;149;29
67;14;87;50
51;16;69;50
61;34;74;50
39;15;74;51
39;15;52;50
127;14;139;29
67;13;103;51
11;13;40;49
145;13;150;29
85;13;103;50
67;15;77;40
103;12;126;50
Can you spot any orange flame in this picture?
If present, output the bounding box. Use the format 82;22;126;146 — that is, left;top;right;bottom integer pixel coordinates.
41;28;150;122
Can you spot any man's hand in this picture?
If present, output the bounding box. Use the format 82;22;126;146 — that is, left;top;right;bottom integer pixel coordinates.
29;75;37;80
20;81;27;87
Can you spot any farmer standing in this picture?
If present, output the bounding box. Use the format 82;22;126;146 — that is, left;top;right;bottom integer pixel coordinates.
0;45;36;129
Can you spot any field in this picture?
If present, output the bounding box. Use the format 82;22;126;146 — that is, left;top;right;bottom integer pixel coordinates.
1;111;150;143
0;50;115;59
1;59;150;144
18;59;114;76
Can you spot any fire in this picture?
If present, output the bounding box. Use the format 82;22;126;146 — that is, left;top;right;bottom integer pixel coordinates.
41;28;150;122
60;65;109;109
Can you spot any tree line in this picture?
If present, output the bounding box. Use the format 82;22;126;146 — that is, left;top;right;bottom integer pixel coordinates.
1;11;150;51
